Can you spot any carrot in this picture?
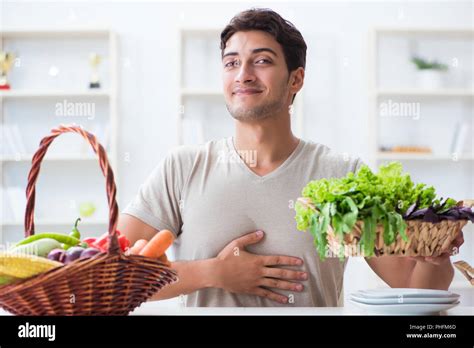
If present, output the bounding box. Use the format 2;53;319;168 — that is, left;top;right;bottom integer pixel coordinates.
130;239;148;255
139;229;175;258
158;253;171;266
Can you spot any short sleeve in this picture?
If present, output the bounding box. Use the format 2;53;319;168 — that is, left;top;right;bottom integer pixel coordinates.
122;153;183;239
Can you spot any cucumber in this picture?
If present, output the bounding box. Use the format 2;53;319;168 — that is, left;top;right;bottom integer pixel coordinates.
11;238;62;258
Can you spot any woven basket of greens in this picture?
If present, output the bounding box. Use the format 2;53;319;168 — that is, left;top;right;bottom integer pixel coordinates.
295;162;473;260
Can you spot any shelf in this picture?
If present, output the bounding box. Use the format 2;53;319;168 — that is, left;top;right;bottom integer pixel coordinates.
180;28;221;35
0;154;99;162
1;219;108;226
0;29;111;39
376;152;474;161
375;89;474;98
181;89;223;97
0;90;111;98
373;28;474;37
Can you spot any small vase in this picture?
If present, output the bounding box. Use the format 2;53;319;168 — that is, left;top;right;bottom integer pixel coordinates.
416;70;444;90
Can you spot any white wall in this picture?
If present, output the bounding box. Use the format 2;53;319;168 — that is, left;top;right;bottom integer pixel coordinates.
5;0;472;199
3;0;473;305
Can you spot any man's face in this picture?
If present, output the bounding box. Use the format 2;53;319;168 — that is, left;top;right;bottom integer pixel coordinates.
222;30;293;121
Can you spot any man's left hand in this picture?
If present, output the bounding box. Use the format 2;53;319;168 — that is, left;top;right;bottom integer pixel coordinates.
408;230;464;266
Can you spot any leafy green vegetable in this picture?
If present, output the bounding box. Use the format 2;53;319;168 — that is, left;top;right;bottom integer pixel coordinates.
295;162;456;260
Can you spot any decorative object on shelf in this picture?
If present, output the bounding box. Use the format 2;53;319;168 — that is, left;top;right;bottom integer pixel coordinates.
79;201;96;218
295;162;473;260
0;51;15;90
88;52;101;89
379;146;432;153
411;56;449;90
0;125;177;316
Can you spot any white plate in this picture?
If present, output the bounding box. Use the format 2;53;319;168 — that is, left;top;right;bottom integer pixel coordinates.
354;288;459;299
350;294;459;305
349;299;460;315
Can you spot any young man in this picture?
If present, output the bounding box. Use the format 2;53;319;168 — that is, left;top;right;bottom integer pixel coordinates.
119;9;463;306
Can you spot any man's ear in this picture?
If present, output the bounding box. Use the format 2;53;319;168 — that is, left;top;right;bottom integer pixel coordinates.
290;67;305;94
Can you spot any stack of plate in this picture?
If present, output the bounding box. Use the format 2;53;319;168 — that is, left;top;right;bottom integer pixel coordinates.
350;288;460;315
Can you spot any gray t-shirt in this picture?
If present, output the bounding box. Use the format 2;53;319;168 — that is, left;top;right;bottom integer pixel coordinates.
123;137;362;307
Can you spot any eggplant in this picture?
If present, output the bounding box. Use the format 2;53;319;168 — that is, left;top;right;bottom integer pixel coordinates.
80;248;101;260
47;248;67;263
64;246;85;264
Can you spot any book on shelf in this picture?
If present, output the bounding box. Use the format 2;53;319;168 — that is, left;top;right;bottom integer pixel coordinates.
379;146;432;154
0;124;27;156
451;121;473;155
5;186;26;222
103;123;110;151
0;186;4;223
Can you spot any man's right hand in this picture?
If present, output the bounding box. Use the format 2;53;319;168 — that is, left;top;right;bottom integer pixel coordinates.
119;214;308;303
213;230;308;304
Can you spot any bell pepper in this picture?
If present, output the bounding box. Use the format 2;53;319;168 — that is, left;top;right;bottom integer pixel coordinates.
89;230;129;252
94;232;109;250
83;238;97;248
118;234;130;251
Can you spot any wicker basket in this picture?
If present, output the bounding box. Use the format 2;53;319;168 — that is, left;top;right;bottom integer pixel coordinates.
297;197;468;258
0;125;178;315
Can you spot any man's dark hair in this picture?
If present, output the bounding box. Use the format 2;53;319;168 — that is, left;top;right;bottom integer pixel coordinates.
220;8;307;103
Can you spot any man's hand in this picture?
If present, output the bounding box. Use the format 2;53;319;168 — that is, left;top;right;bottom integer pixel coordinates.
408;230;465;266
120;215;308;302
367;230;465;290
213;230;308;304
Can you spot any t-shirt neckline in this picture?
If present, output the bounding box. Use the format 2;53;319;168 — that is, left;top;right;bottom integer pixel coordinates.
226;136;305;181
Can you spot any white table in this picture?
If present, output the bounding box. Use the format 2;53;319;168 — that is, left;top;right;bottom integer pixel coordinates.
129;302;474;316
0;302;472;316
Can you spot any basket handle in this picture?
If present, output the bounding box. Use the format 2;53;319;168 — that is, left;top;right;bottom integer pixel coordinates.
24;125;120;254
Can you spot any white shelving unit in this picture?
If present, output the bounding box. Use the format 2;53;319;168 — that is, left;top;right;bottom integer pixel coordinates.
177;28;304;146
376;152;474;161
2;219;108;227
0;29;118;241
376;89;473;98
368;28;473;175
0;90;111;98
367;27;474;289
0;154;98;162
